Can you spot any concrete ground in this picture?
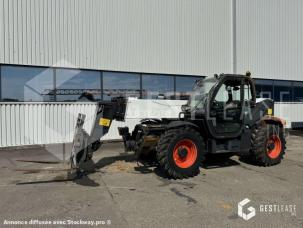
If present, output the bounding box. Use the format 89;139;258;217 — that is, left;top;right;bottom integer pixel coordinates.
0;132;303;228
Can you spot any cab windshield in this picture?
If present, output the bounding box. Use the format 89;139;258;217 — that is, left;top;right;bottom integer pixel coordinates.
189;77;217;109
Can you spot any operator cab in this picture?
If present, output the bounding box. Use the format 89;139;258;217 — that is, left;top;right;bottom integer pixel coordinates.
210;78;243;134
187;74;256;139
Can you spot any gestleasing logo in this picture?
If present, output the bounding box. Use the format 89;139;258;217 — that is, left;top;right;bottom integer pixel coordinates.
238;198;297;221
238;198;256;221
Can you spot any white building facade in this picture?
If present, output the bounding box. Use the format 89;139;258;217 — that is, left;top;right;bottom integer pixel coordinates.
0;0;302;147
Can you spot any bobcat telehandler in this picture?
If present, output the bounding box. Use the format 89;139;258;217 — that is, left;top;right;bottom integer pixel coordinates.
70;72;286;179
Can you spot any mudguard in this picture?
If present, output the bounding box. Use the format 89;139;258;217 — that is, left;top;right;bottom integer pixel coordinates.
166;120;200;130
261;115;286;127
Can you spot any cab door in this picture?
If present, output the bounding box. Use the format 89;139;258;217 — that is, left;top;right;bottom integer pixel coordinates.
206;77;244;138
242;78;256;127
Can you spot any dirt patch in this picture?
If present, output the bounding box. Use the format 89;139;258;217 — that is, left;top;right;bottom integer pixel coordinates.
103;160;137;173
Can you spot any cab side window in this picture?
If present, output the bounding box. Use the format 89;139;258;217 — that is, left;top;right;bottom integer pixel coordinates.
244;80;253;101
214;85;229;102
214;79;241;104
231;86;241;101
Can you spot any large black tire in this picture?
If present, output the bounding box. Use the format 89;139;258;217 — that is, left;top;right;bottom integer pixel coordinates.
156;127;205;179
250;123;286;166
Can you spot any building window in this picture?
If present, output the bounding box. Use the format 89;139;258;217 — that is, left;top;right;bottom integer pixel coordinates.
1;65;54;102
103;72;140;100
55;69;101;102
175;76;203;100
142;74;174;99
273;80;292;102
254;79;273;99
293;81;303;102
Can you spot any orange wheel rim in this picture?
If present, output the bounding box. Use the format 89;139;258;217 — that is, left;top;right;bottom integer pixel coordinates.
267;135;282;159
173;139;198;168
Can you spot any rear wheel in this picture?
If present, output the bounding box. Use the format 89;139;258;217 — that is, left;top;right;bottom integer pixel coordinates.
156;127;205;179
250;123;286;166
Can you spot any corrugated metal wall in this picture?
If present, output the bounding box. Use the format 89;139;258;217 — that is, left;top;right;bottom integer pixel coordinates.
0;102;97;147
0;100;187;147
236;0;303;80
0;100;301;147
0;1;302;147
1;0;302;78
275;103;303;128
0;0;232;76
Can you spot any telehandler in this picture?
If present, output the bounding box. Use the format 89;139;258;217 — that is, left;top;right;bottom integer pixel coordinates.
70;72;286;179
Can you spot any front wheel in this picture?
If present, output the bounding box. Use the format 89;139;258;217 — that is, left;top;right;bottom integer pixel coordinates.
250;123;286;166
156;127;205;179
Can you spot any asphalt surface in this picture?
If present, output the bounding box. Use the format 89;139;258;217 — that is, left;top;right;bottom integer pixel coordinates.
0;131;303;228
